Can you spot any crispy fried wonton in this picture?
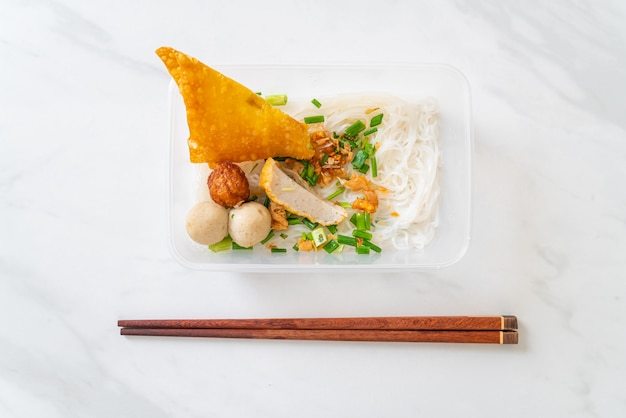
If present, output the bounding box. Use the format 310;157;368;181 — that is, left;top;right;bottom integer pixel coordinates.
156;47;314;165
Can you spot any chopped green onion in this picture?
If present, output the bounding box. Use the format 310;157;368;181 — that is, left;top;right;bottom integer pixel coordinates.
364;142;375;155
292;243;300;251
311;98;322;108
358;164;369;174
350;213;358;226
305;232;313;241
352;229;373;240
255;92;262;95
304;115;325;124
363;240;382;253
263;196;271;207
288;217;301;225
326;224;338;234
344;120;366;138
352;149;368;169
326;187;345;200
337;235;358;246
265;94;288;106
356;245;371;254
321;153;329;165
271;248;287;253
364;212;371;230
371;156;378;178
363;127;378;137
260;230;275;244
302;218;319;230
280;233;289;239
232;242;253;250
208;236;232;252
323;239;340;253
370;113;384;127
312;227;327;247
355;213;366;230
339;201;351;208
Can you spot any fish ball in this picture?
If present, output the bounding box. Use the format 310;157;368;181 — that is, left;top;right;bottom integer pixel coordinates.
186;201;229;245
228;202;272;247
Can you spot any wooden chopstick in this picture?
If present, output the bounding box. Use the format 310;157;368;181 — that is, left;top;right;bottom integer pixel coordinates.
118;316;518;344
118;315;517;331
120;327;518;344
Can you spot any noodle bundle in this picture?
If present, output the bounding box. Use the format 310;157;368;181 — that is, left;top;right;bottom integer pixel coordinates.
290;94;440;250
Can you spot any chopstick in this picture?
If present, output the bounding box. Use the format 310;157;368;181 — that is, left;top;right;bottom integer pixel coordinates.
118;316;518;344
118;316;517;331
120;327;518;344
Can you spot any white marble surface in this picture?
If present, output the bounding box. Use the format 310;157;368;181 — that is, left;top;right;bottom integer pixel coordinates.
2;0;625;416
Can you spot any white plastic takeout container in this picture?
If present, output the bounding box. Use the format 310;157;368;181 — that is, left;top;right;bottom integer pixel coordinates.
168;64;473;272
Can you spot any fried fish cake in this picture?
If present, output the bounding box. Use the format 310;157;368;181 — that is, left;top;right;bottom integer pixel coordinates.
207;162;250;208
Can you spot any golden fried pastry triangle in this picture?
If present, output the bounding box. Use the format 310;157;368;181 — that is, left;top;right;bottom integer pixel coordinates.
156;47;314;165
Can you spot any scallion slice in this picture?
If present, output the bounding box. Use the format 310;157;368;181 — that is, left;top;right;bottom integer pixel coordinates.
355;213;366;230
271;248;287;253
326;187;345;200
208;236;232;252
352;229;373;240
355;245;371;254
302;218;319;230
337;235;358;247
363;240;382;253
260;230;275;245
344;120;366;138
370;113;384;127
304;115;325;124
363;127;378;137
323;239;340;253
311;98;322;108
232;242;253;250
371;156;378;178
351;149;368;169
265;94;288;106
306;173;318;186
312;227;327;247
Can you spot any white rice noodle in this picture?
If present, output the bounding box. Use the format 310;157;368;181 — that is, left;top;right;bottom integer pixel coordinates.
290;94;440;250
